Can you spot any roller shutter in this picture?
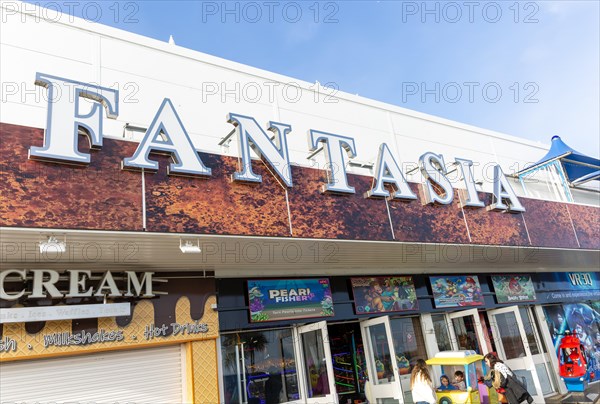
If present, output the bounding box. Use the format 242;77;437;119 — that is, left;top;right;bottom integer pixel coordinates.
0;345;184;403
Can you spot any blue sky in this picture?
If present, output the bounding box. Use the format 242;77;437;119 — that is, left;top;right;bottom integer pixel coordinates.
26;0;600;155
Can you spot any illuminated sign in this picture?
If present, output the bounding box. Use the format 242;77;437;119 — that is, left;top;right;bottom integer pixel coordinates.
350;276;418;314
247;278;333;323
0;274;214;361
537;273;600;302
0;270;157;301
430;275;484;308
491;275;536;304
567;272;594;287
29;72;525;213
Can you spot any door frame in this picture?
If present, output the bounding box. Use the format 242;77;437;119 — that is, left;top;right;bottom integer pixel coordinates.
487;306;544;403
420;313;444;382
533;305;568;395
360;316;404;403
521;306;560;397
293;321;338;404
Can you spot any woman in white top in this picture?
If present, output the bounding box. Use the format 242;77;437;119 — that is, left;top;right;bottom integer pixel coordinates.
410;359;437;404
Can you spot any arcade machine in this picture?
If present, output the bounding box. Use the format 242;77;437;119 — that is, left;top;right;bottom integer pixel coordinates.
558;331;593;392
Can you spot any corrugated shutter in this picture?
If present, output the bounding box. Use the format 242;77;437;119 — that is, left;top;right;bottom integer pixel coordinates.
0;345;184;404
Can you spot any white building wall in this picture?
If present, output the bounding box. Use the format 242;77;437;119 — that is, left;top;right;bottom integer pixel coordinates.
2;2;597;205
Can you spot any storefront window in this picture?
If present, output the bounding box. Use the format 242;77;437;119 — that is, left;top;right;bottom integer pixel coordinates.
529;309;548;354
329;323;365;397
482;313;498;354
543;303;600;383
451;315;481;354
301;329;330;398
492;311;526;359
389;317;427;375
518;307;540;355
220;329;299;404
366;323;395;384
431;314;452;352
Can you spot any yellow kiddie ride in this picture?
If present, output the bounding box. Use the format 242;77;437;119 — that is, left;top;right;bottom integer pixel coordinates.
426;350;496;404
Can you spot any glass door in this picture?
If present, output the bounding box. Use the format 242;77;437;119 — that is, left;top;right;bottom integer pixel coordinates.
520;306;558;397
448;309;488;354
293;321;337;404
220;329;300;404
487;306;544;403
360;316;404;404
389;317;429;404
431;314;453;352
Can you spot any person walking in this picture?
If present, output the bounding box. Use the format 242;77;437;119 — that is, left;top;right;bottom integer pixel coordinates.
484;353;534;404
410;359;437;404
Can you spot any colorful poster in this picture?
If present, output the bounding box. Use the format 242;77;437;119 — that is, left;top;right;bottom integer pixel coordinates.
492;275;536;304
543;303;600;382
247;279;333;323
430;275;484;308
351;276;418;314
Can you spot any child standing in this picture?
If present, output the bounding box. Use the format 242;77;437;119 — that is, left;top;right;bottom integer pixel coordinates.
410;359;436;404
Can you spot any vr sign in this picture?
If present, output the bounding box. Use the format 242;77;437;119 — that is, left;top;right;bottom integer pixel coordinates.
29;73;525;213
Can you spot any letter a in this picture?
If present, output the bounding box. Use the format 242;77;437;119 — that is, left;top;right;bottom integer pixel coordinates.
123;98;211;177
366;143;417;201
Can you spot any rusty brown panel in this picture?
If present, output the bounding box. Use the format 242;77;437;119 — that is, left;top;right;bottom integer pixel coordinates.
521;198;579;248
462;192;529;246
144;154;290;236
568;203;600;249
0;123;143;230
287;166;393;240
116;274;215;329
388;183;470;243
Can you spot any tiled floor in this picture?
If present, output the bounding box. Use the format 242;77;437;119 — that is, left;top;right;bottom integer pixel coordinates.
544;383;600;403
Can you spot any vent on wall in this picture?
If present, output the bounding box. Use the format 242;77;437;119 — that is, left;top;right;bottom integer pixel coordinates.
123;123;147;141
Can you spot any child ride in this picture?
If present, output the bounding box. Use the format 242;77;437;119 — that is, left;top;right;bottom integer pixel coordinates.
426;350;488;404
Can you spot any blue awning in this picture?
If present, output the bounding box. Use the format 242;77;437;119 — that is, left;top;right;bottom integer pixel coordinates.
572;170;600;186
518;136;600;184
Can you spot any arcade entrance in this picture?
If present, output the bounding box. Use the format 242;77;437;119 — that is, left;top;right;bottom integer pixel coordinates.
219;307;556;403
219;316;427;404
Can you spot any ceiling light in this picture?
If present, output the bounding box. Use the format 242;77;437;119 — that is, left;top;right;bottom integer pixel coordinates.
39;235;66;254
179;239;201;254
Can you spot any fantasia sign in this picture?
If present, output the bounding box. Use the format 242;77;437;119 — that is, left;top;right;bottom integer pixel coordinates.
29;73;525;213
